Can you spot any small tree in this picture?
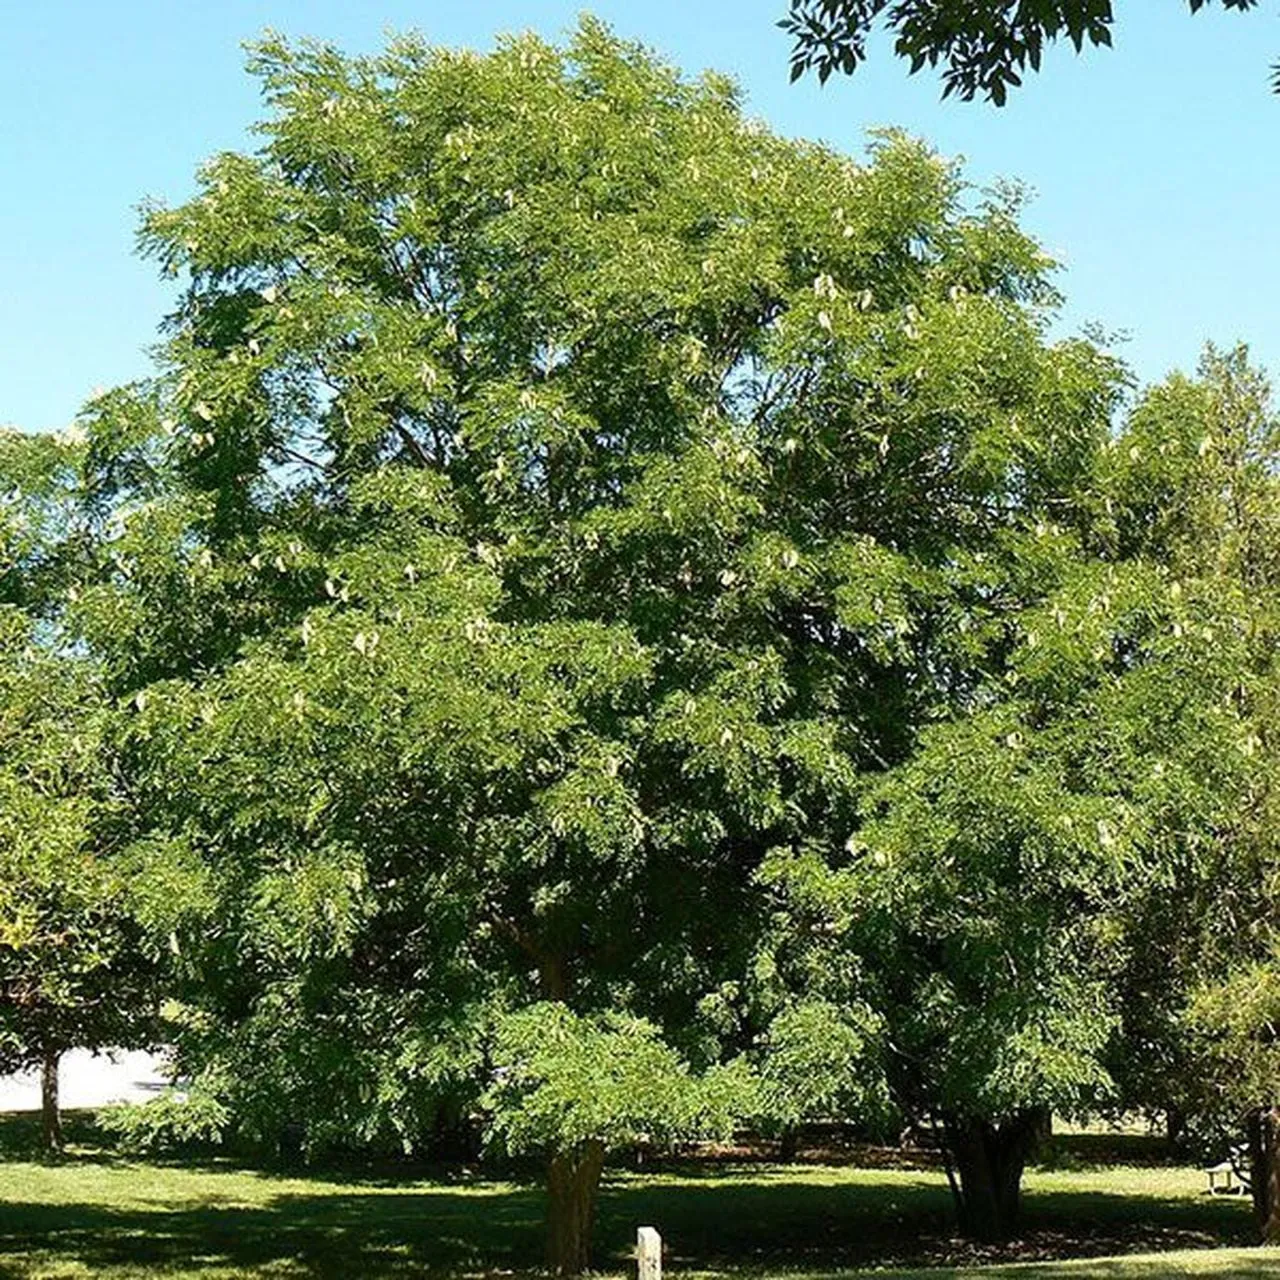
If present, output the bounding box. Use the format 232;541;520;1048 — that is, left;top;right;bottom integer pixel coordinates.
0;774;156;1151
755;344;1280;1237
0;433;158;1150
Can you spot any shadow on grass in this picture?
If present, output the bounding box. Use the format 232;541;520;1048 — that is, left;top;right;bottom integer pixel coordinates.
0;1160;1260;1279
0;1110;499;1191
0;1108;115;1159
0;1186;545;1278
0;1112;1261;1277
600;1172;1256;1272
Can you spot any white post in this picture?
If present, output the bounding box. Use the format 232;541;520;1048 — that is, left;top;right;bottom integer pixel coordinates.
637;1226;662;1280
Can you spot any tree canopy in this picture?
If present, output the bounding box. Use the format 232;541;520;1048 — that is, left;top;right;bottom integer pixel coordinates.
1122;350;1280;1240
747;343;1280;1236
69;17;1132;1264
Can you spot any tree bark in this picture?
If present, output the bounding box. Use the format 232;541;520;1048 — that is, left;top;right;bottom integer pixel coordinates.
1031;1106;1052;1144
943;1111;1041;1241
546;1139;606;1276
488;914;570;1002
40;1048;63;1153
1248;1107;1280;1242
538;953;569;1003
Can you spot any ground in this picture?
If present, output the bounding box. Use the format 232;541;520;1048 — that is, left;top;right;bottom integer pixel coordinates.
0;1114;1270;1278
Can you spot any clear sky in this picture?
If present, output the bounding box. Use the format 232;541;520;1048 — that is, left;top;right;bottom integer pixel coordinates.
2;1;1277;431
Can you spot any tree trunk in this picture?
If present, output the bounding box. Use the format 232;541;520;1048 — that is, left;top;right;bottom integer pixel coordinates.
276;1121;305;1167
778;1126;800;1161
1031;1106;1052;1144
943;1111;1041;1242
40;1048;63;1153
1248;1107;1280;1242
546;1139;606;1276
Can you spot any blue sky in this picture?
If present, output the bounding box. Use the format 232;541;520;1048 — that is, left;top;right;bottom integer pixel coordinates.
2;1;1277;431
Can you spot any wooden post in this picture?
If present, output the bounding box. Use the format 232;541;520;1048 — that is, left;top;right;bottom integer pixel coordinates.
636;1226;662;1280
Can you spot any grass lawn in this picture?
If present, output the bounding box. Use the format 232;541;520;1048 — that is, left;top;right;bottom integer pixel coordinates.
869;1248;1280;1277
0;1113;1268;1278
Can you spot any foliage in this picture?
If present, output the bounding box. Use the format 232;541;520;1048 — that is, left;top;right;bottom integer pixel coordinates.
68;12;1268;1259
1094;350;1280;1165
0;427;89;610
4;6;1280;1267
751;998;889;1137
0;434;158;1090
483;1003;742;1156
781;1;1265;103
74;15;1119;1176
1063;349;1280;1208
97;1087;231;1153
746;341;1280;1240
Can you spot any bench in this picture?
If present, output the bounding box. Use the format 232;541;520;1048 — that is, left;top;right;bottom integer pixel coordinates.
1206;1145;1251;1195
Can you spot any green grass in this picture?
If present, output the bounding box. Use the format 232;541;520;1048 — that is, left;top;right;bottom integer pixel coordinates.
0;1113;1268;1278
865;1248;1280;1277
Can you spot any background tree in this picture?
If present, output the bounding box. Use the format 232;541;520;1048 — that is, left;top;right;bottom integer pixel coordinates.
1103;349;1280;1241
0;431;158;1151
782;1;1266;103
756;343;1280;1239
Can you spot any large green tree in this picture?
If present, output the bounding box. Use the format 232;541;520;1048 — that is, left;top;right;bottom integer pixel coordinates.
75;18;1136;1266
782;1;1266;103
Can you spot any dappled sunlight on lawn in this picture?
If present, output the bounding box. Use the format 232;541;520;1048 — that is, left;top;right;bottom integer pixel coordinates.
0;1125;1261;1280
597;1163;1254;1274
